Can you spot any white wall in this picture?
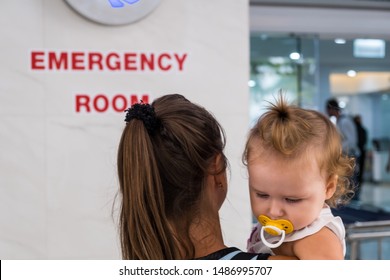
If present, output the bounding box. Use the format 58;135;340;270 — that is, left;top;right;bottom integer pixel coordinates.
0;0;251;259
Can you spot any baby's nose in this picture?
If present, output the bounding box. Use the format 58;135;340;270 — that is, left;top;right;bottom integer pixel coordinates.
268;200;284;218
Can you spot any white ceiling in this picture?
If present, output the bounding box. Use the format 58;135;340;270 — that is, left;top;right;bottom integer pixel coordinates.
250;0;390;10
250;3;390;40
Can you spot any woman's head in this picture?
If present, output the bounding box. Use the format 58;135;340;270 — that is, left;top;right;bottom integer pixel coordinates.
117;94;227;259
243;95;354;229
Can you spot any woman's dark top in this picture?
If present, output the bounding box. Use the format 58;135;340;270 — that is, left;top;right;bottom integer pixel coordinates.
196;247;270;260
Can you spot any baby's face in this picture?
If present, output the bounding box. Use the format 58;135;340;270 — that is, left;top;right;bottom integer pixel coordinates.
248;154;332;231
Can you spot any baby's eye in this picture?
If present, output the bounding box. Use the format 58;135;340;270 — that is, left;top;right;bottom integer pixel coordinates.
256;193;269;199
285;198;301;203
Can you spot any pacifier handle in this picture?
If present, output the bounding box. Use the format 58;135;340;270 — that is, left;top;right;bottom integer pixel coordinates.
260;225;285;248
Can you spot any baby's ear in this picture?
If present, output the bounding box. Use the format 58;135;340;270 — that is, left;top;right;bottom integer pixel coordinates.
325;174;339;199
325;174;338;199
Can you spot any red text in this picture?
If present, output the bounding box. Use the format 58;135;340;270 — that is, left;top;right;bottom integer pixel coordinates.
75;93;150;113
31;51;188;72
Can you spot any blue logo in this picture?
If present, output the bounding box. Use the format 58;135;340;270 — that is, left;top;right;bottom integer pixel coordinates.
108;0;140;8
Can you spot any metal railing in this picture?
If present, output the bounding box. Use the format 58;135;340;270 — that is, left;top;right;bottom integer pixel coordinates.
346;220;390;259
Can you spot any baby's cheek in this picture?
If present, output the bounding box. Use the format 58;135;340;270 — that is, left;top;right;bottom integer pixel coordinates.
249;197;260;211
251;204;263;217
291;215;314;231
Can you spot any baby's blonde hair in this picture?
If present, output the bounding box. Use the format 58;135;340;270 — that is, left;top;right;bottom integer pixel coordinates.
243;94;355;207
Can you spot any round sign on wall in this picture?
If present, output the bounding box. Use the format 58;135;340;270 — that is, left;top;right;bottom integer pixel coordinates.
64;0;162;26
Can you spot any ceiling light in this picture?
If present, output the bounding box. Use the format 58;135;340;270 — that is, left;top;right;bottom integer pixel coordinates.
347;70;357;77
289;52;300;60
334;38;346;44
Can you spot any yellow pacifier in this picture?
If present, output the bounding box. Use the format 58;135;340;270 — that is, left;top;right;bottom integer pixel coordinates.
258;215;294;248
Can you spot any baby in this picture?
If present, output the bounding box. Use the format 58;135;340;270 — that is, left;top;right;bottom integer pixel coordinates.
243;95;355;259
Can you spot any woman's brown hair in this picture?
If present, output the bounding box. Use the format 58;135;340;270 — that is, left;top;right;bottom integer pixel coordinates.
117;94;227;259
243;94;355;207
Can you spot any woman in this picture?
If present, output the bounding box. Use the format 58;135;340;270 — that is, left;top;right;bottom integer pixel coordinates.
117;94;293;260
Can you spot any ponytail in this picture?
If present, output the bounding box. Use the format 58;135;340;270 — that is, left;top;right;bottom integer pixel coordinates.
118;117;175;259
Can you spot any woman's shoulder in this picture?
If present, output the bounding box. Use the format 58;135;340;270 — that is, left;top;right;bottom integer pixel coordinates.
196;247;270;260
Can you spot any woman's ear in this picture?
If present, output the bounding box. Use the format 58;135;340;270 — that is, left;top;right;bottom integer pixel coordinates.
213;153;225;171
214;153;227;186
325;174;338;199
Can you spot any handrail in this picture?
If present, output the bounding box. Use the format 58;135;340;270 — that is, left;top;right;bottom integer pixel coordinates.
347;231;390;240
346;221;390;260
346;220;390;230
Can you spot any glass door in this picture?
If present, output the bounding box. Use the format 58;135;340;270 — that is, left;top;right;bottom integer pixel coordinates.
249;33;319;124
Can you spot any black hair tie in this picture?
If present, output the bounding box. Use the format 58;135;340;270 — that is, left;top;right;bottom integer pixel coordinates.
124;102;159;135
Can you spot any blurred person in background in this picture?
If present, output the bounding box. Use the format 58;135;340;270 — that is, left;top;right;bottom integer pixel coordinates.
326;98;360;202
353;115;368;191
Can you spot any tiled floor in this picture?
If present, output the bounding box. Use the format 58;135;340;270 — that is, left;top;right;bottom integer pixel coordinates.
344;181;390;259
